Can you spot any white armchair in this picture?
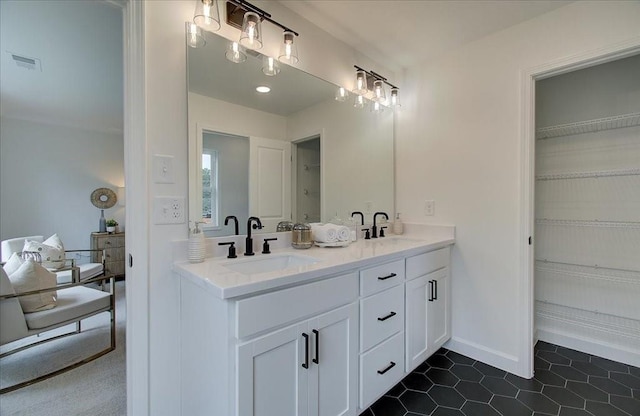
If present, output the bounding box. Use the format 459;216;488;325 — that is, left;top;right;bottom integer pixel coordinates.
0;264;115;393
1;236;105;284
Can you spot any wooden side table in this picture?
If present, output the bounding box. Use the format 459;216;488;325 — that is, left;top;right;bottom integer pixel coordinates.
91;232;125;278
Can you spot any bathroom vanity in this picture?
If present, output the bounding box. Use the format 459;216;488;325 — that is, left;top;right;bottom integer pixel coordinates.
174;229;454;416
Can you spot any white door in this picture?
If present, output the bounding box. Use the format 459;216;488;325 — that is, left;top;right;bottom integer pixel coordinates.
308;304;358;416
405;274;430;371
237;322;309;416
428;269;450;351
250;136;292;232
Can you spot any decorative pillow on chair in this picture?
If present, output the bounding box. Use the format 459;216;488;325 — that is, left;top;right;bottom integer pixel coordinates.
7;259;57;313
23;234;65;270
3;252;24;275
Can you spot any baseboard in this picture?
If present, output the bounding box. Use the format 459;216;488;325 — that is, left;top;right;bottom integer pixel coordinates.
445;337;524;378
537;328;640;368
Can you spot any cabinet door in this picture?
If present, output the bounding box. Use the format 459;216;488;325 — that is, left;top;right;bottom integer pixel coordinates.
309;303;358;416
428;269;450;351
405;273;430;371
237;322;309;416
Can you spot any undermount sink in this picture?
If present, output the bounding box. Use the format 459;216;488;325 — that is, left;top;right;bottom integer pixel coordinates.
221;254;321;275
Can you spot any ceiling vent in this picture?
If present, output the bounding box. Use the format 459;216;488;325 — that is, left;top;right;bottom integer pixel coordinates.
9;53;42;71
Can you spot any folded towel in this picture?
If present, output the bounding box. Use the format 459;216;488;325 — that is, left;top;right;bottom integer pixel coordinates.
311;224;338;243
337;226;351;242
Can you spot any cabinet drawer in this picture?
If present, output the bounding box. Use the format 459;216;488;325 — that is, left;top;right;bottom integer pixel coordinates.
104;248;125;262
236;272;358;339
360;285;404;352
95;236;125;249
360;331;404;409
406;247;449;280
360;259;404;297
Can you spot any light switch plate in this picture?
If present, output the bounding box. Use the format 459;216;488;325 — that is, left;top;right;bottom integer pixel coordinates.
154;196;185;224
153;154;175;184
424;200;435;216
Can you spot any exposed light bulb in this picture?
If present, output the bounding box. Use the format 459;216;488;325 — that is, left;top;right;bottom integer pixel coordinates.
278;31;299;64
335;87;349;102
225;41;247;63
263;56;280;76
240;12;263;50
354;95;365;109
186;22;205;48
193;0;220;32
353;70;368;95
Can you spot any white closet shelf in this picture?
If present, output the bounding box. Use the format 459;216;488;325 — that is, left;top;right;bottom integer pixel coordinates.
535;259;640;277
535;262;640;286
535;218;640;229
536;112;640;139
535;168;640;181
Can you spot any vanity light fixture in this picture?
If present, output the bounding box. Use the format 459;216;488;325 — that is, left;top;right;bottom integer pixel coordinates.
256;85;271;93
390;87;401;108
353;94;366;109
335;87;349;102
353;69;368;96
278;31;299;64
226;1;300;62
262;56;280;76
186;22;206;48
225;41;247;63
239;11;262;50
193;0;221;32
352;65;400;109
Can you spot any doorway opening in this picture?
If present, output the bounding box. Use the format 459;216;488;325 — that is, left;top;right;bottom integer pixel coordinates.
532;54;640;366
293;136;322;223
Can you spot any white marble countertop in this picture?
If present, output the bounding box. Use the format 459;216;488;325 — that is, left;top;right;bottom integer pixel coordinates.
173;226;454;299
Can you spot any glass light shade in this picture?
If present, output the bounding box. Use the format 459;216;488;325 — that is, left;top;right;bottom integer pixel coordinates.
193;0;220;32
372;79;386;103
390;87;401;108
225;41;247;63
239;12;262;50
262;56;280;76
278;31;299;64
185;22;205;48
353;95;366;109
335;87;349;102
353;70;368;95
371;101;384;113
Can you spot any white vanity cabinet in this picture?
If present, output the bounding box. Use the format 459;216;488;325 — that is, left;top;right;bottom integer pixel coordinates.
405;247;451;371
237;303;358;416
178;240;454;416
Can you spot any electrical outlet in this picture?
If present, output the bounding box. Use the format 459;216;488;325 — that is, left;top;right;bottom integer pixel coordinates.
424;200;435;216
365;201;373;214
153;154;175;184
154;196;185;224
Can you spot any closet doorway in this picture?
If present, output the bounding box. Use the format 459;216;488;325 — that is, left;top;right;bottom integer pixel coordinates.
293;136;322;223
533;54;640;367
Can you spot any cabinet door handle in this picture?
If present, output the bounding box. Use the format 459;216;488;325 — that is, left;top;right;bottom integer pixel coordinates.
302;333;309;369
434;279;438;300
377;273;397;281
377;311;397;322
377;361;396;375
312;329;319;365
428;280;434;302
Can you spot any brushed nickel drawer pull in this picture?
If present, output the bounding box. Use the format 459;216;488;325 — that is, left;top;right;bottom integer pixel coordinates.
377;311;397;322
377;273;397;281
377;361;396;375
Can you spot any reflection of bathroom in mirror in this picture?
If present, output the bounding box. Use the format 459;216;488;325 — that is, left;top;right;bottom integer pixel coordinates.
187;28;394;237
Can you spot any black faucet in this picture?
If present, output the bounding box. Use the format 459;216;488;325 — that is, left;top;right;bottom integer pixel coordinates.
245;217;263;256
351;211;364;225
371;212;388;238
224;215;239;235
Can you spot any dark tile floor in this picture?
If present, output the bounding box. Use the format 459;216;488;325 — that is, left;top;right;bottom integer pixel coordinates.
362;342;640;416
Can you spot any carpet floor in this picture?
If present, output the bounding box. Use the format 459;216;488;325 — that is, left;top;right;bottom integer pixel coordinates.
0;281;126;415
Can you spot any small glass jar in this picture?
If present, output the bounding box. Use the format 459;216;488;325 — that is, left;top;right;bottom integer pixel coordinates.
291;223;313;249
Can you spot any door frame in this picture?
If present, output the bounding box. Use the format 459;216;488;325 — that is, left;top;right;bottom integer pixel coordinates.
519;38;640;378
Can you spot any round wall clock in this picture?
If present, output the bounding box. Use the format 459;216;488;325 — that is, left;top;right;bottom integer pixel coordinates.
90;187;118;209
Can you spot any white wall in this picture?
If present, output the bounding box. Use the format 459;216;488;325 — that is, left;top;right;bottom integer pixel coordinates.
396;1;640;375
143;2;393;414
0;116;124;252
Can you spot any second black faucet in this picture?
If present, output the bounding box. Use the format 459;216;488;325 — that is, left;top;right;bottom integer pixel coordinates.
245;217;263;256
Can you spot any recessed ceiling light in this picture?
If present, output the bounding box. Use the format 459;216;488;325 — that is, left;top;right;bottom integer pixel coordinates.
256;86;271;93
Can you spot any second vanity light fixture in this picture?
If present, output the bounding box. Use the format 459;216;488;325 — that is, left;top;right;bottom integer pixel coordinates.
339;65;401;111
192;0;300;72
